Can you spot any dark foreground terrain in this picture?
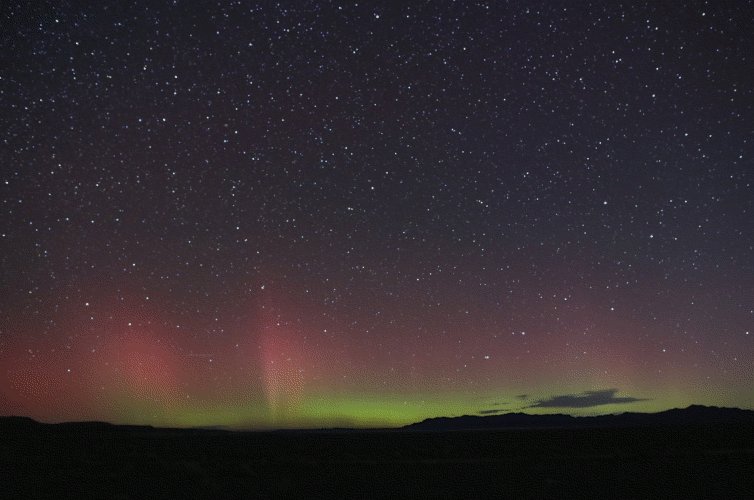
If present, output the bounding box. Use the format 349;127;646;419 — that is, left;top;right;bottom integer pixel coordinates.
2;413;753;499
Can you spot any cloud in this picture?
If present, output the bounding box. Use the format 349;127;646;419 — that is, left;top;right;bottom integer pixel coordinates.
528;389;648;408
479;409;504;415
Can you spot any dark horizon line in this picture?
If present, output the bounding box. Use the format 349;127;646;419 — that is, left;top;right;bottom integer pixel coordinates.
2;404;753;433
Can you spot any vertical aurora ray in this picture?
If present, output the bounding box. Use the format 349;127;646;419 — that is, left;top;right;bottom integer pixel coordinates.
260;325;305;424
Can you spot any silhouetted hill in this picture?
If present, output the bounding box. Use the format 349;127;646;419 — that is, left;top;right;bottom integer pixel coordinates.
0;415;38;425
0;416;158;432
3;405;753;435
0;415;40;432
404;405;754;430
2;409;754;498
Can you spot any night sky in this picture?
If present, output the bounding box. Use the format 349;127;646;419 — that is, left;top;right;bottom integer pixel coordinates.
1;1;752;429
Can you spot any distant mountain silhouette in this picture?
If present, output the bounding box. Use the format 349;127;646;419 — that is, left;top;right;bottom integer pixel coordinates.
2;405;753;434
0;416;157;433
3;407;754;499
404;405;754;430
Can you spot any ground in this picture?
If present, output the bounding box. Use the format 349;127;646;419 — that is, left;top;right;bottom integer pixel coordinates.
3;419;753;498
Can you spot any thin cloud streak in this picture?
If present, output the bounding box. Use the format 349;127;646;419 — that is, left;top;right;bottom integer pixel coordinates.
528;389;648;409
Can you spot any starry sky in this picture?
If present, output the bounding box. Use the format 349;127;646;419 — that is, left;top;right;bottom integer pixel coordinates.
1;1;752;429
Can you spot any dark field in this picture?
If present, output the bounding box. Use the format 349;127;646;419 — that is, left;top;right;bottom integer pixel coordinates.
2;419;753;499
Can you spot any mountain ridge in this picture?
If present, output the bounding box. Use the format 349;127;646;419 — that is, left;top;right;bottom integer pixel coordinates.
404;405;754;430
2;405;753;432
